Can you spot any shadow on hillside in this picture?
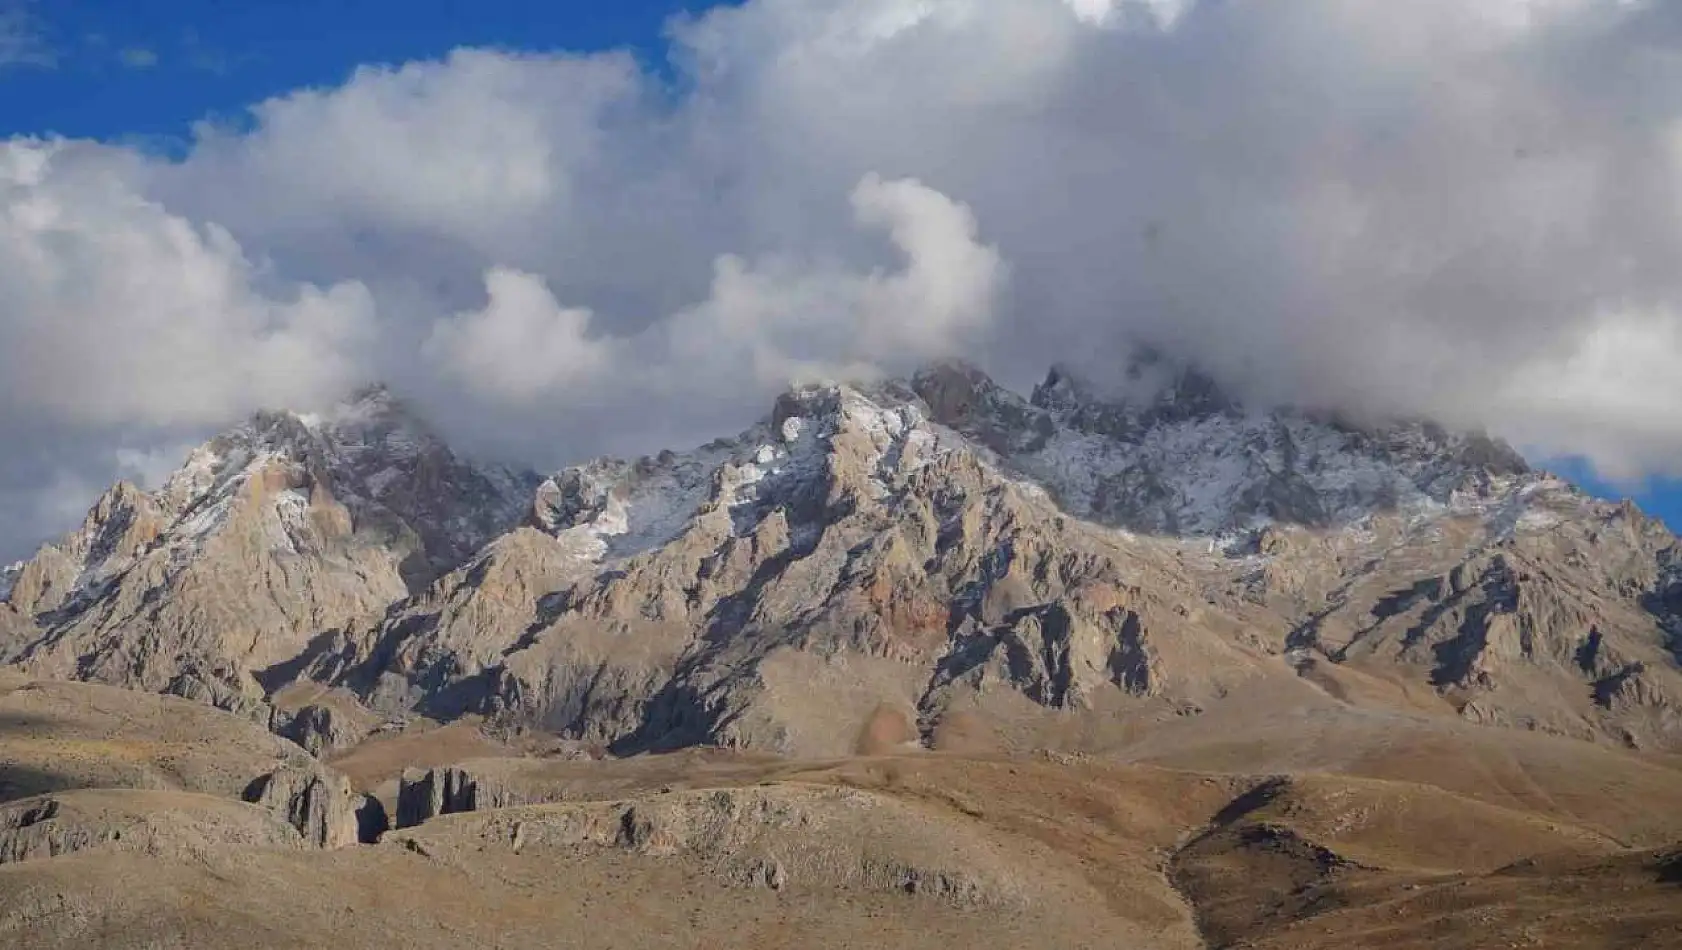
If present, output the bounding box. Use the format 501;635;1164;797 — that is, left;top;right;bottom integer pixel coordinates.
1660;851;1682;886
255;630;347;693
608;684;714;757
0;709;91;805
0;764;74;805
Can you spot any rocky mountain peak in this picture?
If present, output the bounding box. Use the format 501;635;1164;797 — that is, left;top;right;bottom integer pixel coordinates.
0;479;167;617
527;379;947;573
0;385;541;702
521;360;1550;558
147;385;540;587
908;360;1052;456
1032;347;1238;437
912;356;1549;538
312;357;1682;758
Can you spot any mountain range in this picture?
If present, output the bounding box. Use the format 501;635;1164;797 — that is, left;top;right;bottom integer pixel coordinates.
3;353;1678;758
2;353;1681;948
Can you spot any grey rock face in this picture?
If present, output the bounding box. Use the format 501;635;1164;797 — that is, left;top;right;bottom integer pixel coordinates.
242;765;370;848
0;606;32;658
1018;357;1534;536
910;360;1054;455
0;385;538;717
395;767;481;829
163;664;273;725
905;354;1537;539
273;703;369;757
261;363;1679;757
1031;348;1238;438
324;380;1279;755
0;790;306;866
393;762;573;829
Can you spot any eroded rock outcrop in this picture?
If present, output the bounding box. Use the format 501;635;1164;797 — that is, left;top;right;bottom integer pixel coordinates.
391;786;1036;908
0;790;305;865
393;759;592;829
273;702;373;757
395;767;480;829
241;765;381;848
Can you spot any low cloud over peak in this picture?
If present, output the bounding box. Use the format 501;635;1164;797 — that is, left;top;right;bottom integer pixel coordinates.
3;0;1682;556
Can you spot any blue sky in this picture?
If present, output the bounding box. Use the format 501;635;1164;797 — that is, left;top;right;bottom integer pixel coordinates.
1;0;721;141
1;0;1680;542
1546;459;1682;534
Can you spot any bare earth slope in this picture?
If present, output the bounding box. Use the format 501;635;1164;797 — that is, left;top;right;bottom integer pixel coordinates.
0;673;379;850
0;741;1678;949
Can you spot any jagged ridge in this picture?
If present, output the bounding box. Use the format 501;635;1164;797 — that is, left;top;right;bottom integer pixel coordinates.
3;359;1680;759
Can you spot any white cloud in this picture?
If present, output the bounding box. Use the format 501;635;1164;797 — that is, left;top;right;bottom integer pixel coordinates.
1060;0;1188;28
839;173;1003;358
164;49;641;261
665;174;1001;384
3;0;1682;554
425;268;611;404
1493;311;1682;478
0;139;376;428
426;175;1001;412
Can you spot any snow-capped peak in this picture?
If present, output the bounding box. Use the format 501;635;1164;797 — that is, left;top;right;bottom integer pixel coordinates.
530;380;957;565
12;385;540;617
910;357;1542;538
528;359;1556;564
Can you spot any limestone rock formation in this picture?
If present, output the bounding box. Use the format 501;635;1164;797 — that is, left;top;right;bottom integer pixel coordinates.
284;360;1682;758
395;766;481;829
0;790;305;865
390;785;1039;909
242;765;382;848
0;385;537;706
3;357;1680;761
392;756;602;829
273;702;368;756
312;379;1274;756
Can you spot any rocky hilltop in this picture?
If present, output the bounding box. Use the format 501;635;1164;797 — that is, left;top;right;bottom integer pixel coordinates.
0;385;537;720
2;356;1680;759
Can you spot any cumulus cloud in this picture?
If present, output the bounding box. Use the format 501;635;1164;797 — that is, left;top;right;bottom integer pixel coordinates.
425;268;613;404
654;172;1002;390
3;0;1682;556
424;174;1002;437
0;140;376;428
